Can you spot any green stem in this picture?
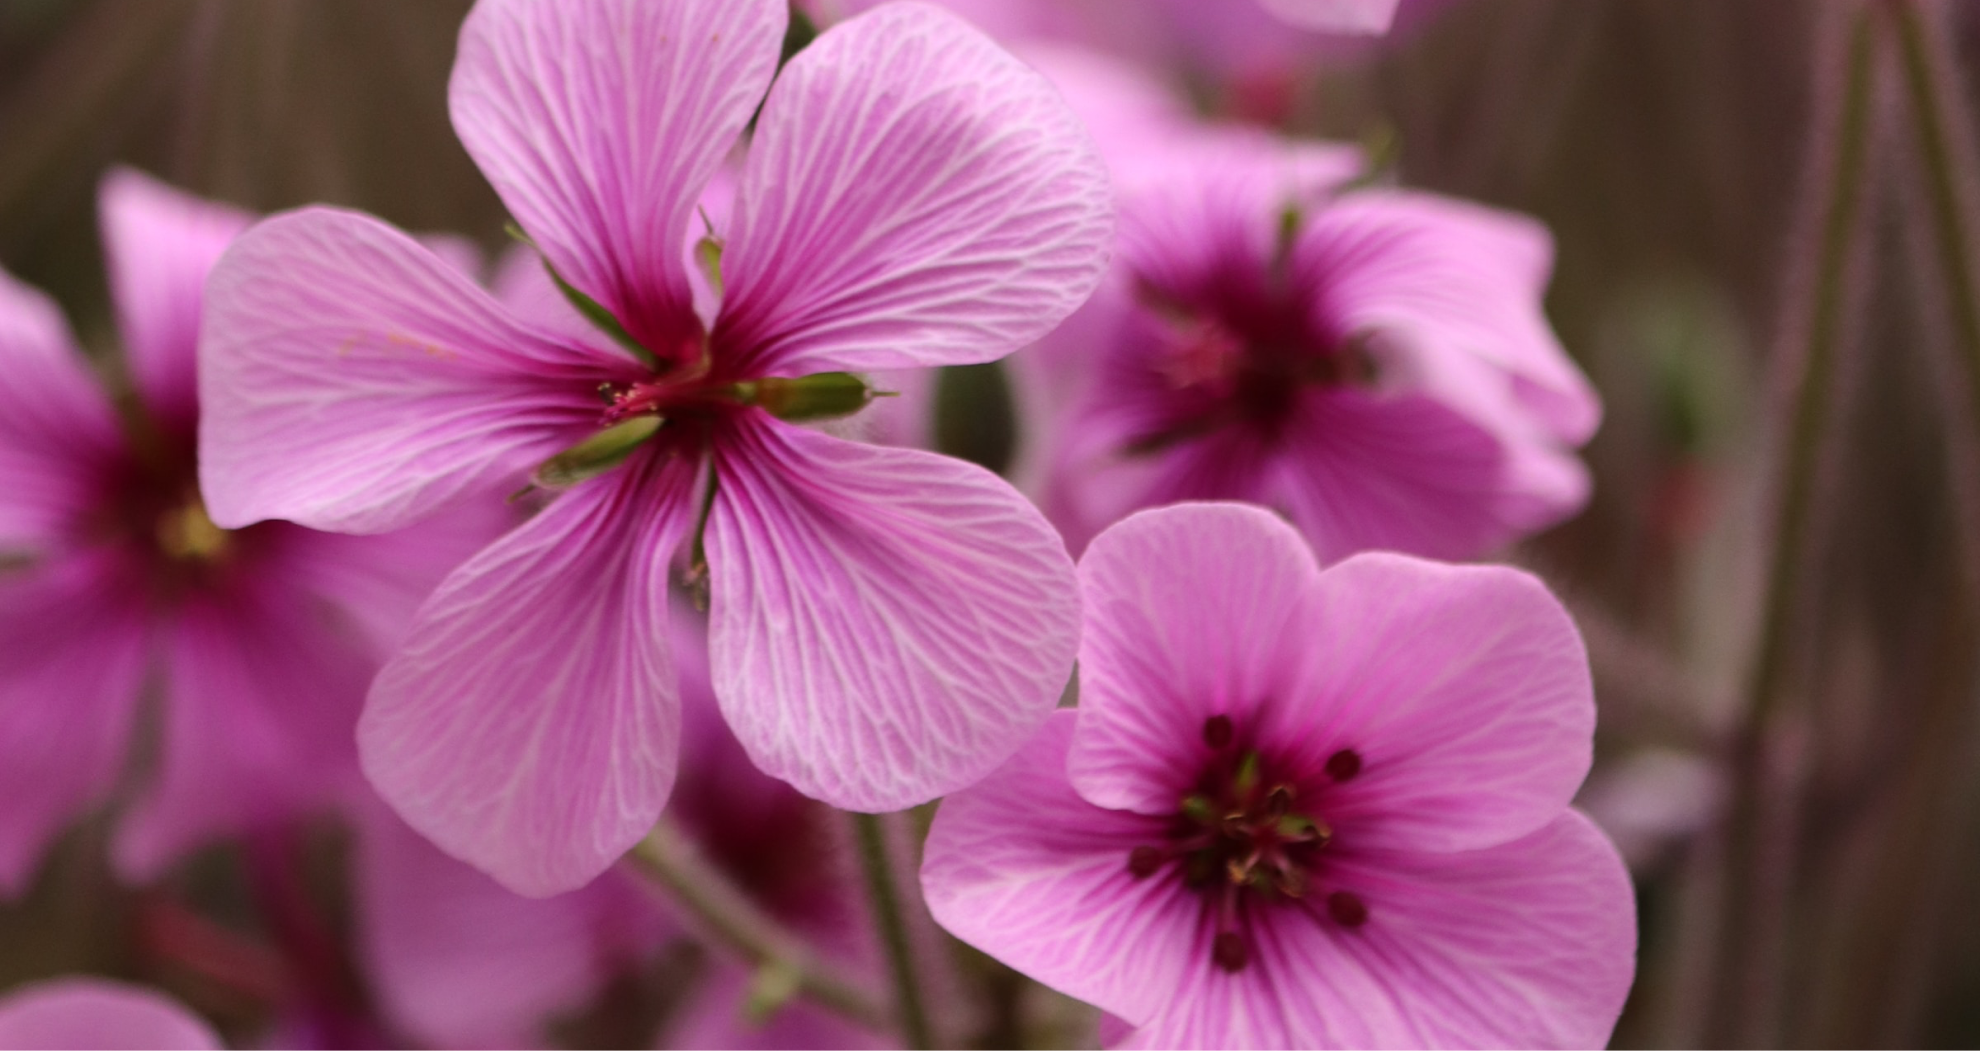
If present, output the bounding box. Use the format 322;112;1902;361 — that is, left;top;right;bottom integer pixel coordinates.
851;812;935;1050
628;820;886;1030
1706;6;1882;1044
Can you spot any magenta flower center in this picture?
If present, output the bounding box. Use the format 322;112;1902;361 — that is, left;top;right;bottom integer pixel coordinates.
1126;714;1368;973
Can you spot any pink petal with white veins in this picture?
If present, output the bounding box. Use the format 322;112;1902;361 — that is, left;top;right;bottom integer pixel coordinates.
0;553;147;895
1276;552;1595;853
450;0;785;353
198;207;618;535
112;575;374;882
98;167;250;428
0;271;120;553
717;2;1113;376
1067;503;1324;815
1115;812;1634;1049
360;453;697;897
706;417;1078;811
0;979;220;1051
1258;0;1402;34
923;712;1199;1029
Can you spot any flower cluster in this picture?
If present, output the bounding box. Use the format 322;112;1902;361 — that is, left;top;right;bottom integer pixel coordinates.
0;0;1635;1047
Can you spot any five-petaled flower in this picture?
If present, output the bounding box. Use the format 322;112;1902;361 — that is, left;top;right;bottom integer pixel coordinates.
922;502;1635;1048
197;0;1113;895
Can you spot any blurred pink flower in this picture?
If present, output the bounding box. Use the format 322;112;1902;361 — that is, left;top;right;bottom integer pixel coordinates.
1022;105;1599;561
0;169;489;894
0;978;220;1050
198;0;1110;896
922;503;1636;1048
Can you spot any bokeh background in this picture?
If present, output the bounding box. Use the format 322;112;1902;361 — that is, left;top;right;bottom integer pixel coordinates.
2;0;1979;1046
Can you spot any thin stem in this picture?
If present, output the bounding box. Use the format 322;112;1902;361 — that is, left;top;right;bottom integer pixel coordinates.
628;819;887;1030
1705;5;1883;1044
851;812;935;1050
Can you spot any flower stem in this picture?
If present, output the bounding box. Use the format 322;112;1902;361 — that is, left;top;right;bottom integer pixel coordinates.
628;819;887;1030
1706;5;1882;1044
851;811;935;1050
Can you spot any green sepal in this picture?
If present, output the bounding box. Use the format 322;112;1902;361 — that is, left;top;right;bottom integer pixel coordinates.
695;235;725;299
532;416;663;489
505;221;659;369
742;961;802;1025
739;372;877;422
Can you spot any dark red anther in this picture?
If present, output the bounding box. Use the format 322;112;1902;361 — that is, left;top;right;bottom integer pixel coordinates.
1327;890;1369;928
1324;748;1362;782
1128;846;1165;879
1203;715;1234;749
1212;931;1249;972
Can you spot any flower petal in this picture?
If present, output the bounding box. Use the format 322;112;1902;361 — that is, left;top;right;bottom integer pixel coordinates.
716;2;1113;376
198;207;616;534
450;0;785;352
359;451;697;896
98;167;250;429
923;712;1199;1028
112;568;374;881
0;271;120;553
705;418;1078;810
353;799;672;1049
0;553;147;895
663;963;889;1050
0;979;220;1051
1115;811;1635;1049
1066;502;1324;814
1279;552;1596;853
1257;0;1402;34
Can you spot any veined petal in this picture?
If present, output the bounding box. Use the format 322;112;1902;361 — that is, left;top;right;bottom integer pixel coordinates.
717;2;1113;376
112;575;374;882
706;418;1078;810
0;979;220;1051
0;553;147;895
198;207;617;535
1278;553;1595;853
450;0;785;353
1257;0;1402;34
1067;503;1323;814
923;713;1199;1028
98;167;251;428
0;271;120;553
359;451;696;897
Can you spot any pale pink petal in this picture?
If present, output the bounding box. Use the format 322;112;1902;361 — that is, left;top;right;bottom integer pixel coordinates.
450;0;785;353
1272;553;1595;853
662;962;889;1050
1258;0;1402;34
923;712;1199;1028
0;979;220;1050
0;553;148;895
1115;812;1634;1049
112;571;373;881
1066;503;1323;815
198;207;618;534
360;453;697;897
705;418;1078;810
353;799;672;1049
97;167;250;428
717;2;1113;376
1298;191;1600;445
0;271;120;553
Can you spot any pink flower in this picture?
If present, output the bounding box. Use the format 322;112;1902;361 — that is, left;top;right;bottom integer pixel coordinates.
1029;117;1599;561
0;979;221;1050
921;503;1636;1048
0;169;487;893
197;0;1111;896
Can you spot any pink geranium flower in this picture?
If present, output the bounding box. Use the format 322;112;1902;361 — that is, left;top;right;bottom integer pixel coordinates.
0;978;220;1050
1029;114;1599;561
922;503;1636;1048
198;0;1109;898
0;170;484;893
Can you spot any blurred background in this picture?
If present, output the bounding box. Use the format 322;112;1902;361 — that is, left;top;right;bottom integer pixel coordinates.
2;0;1979;1046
